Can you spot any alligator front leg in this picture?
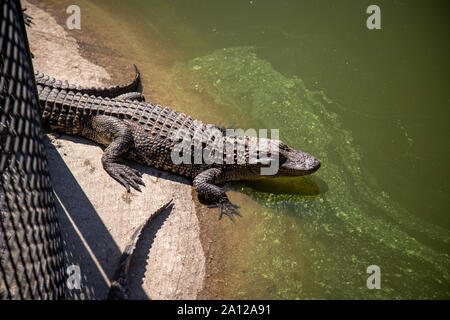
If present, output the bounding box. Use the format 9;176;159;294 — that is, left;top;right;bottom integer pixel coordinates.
193;168;241;221
92;115;145;192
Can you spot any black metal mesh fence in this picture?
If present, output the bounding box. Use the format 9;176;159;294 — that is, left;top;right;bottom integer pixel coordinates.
0;0;65;299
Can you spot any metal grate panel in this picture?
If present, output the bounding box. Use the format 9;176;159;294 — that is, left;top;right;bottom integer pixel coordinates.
0;0;65;299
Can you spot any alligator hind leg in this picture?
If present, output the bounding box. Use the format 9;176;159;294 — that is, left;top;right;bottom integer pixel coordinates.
23;8;33;26
92;115;145;192
193;168;241;221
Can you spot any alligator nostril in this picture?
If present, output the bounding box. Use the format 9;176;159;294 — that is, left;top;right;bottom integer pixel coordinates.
311;159;321;171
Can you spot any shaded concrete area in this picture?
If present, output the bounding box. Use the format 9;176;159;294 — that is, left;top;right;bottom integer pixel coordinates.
23;0;206;299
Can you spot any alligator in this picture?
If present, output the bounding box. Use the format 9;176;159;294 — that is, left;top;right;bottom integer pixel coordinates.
37;74;321;220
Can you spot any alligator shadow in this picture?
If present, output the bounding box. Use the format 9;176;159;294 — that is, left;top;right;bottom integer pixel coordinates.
226;175;327;202
126;203;173;300
44;136;151;300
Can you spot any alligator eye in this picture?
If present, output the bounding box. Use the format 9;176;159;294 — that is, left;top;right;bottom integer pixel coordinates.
278;141;289;151
278;152;287;164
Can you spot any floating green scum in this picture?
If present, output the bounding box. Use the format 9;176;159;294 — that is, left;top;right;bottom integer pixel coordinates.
172;47;449;299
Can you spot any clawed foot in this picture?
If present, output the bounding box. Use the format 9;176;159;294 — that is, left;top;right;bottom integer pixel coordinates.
105;163;145;192
23;9;33;27
209;200;241;222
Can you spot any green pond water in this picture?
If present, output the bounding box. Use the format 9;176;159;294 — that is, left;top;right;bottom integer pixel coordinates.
76;0;449;298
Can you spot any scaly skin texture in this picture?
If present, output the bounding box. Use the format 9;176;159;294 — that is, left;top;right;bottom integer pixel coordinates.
34;65;145;101
37;76;320;220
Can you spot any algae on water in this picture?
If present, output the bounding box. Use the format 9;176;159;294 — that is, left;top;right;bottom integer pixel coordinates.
172;47;449;299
